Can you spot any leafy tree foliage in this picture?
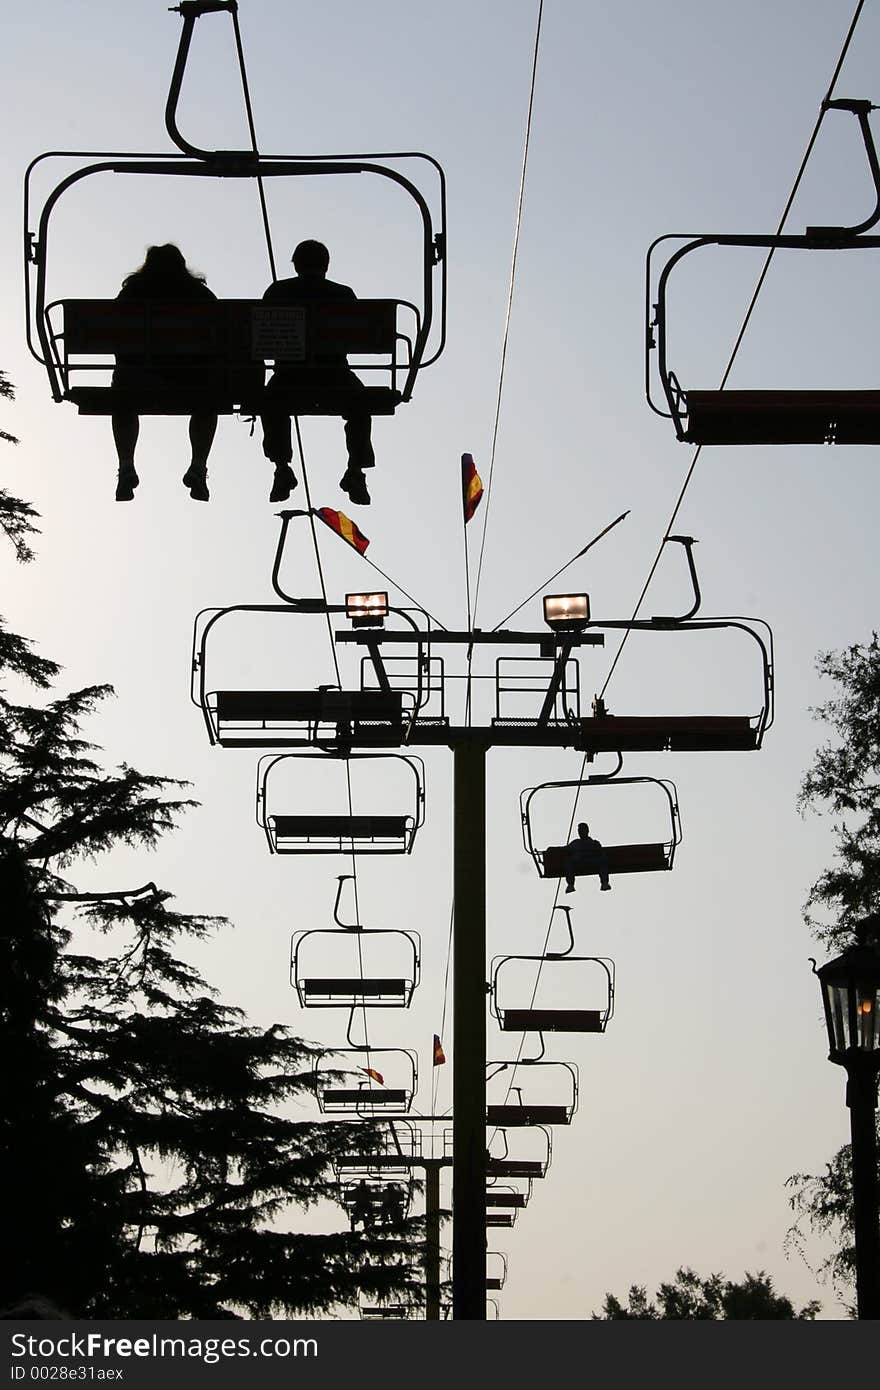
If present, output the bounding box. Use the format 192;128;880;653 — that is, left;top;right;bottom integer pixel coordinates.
593;1267;819;1320
0;389;421;1317
785;637;880;1313
798;637;880;948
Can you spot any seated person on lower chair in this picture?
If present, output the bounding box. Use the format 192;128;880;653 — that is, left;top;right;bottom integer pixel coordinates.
260;239;375;506
563;822;611;893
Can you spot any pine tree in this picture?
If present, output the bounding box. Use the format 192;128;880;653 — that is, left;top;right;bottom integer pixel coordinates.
0;375;423;1317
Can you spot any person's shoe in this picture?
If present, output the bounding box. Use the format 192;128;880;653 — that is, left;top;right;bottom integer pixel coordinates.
115;467;139;502
339;468;370;505
564;882;576;894
600;882;612;892
182;465;209;502
269;464;297;503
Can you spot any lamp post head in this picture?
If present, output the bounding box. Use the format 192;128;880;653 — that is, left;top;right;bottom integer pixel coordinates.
816;920;880;1084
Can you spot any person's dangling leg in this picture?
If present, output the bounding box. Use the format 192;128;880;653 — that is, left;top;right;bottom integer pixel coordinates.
261;408;297;503
112;412;140;501
183;412;218;501
340;413;374;505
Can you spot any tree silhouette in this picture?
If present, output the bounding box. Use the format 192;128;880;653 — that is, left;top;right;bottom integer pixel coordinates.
785;637;880;1313
0;378;422;1317
593;1267;819;1320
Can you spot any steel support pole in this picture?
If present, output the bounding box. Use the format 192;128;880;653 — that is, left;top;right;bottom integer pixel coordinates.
847;1066;880;1319
425;1159;442;1320
452;740;487;1319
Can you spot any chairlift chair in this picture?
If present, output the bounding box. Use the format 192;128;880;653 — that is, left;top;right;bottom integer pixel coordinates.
579;621;774;754
485;1060;578;1128
333;1119;422;1181
290;874;420;1007
24;3;447;424
258;750;425;854
486;1253;508;1292
490;916;615;1035
291;933;420;1008
521;774;681;886
646;99;880;445
192;604;406;750
486;1125;552;1181
192;579;433;750
315;1047;417;1115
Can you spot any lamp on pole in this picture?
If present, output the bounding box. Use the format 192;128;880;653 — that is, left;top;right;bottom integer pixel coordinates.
814;918;880;1319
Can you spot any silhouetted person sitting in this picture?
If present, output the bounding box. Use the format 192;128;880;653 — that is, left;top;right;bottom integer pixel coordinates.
563;822;611;893
111;244;219;502
350;1179;376;1231
378;1184;405;1226
260;240;375;505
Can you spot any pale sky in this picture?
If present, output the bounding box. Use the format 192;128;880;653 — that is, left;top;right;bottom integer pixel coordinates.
4;0;880;1320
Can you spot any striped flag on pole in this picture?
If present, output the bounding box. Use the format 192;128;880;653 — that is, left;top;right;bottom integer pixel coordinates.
315;507;370;555
360;1066;384;1085
432;1034;446;1066
462;454;483;523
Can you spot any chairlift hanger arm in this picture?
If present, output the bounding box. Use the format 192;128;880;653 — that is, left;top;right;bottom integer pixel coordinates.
651;535;701;623
806;98;880;239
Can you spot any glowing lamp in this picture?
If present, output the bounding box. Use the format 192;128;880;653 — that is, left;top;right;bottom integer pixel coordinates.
346;592;388;628
543;593;590;631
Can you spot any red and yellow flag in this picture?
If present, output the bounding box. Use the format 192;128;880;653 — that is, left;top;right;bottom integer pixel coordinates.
315;507;370;555
360;1066;384;1085
432;1034;446;1067
462;453;483;524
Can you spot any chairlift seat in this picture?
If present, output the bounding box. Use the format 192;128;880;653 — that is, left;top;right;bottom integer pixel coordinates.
499;1007;604;1033
579;714;757;752
321;1087;409;1108
542;843;668;880
486;1158;545;1179
58;298;404;417
683;389;880;445
209;688;403;748
486;1104;570;1127
486;1278;504;1290
486;1192;527;1208
486;1213;515;1228
300;977;411;1004
269;814;411;852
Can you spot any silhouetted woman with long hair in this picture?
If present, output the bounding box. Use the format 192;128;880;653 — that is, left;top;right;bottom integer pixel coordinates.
111;244;219;502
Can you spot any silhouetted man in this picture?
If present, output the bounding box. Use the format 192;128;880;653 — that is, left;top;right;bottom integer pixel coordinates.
378;1184;405;1226
260;240;375;505
350;1179;376;1231
563;822;611;893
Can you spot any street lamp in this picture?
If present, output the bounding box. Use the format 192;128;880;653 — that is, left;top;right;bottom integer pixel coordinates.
814;919;880;1319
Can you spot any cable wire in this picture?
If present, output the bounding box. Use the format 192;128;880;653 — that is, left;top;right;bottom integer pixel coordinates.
470;0;545;627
